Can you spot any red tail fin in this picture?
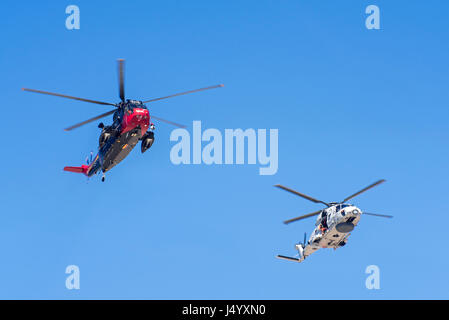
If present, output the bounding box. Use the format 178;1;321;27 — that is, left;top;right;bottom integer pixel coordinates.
64;165;90;175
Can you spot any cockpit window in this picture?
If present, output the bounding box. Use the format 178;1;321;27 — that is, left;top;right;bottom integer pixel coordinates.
336;204;350;211
124;103;148;113
125;105;134;114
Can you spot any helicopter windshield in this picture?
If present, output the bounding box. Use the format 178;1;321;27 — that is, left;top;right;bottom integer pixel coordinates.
124;105;134;113
127;100;147;110
335;204;351;211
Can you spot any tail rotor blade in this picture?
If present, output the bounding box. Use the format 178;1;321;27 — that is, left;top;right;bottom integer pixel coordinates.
118;59;125;102
363;212;393;218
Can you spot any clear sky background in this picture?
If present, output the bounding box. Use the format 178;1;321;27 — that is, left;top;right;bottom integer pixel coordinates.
0;0;448;299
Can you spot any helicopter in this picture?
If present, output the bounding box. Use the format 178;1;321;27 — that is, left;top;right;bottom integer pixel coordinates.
23;59;223;181
274;179;392;263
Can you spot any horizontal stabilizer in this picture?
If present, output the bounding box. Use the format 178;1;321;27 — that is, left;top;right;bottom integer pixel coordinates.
276;255;302;263
64;165;90;175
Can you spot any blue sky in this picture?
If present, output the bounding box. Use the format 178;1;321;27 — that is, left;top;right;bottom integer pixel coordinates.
0;0;448;299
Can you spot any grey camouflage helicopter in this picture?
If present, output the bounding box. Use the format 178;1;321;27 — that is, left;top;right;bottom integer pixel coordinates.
275;179;392;263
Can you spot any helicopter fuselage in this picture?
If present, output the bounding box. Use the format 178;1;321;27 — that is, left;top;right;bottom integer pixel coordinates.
290;204;362;263
279;204;363;263
99;102;150;173
307;204;362;249
24;59;223;181
66;101;152;177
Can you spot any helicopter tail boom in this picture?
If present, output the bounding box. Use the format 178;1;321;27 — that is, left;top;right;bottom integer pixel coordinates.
277;241;306;263
63;165;90;175
276;255;302;263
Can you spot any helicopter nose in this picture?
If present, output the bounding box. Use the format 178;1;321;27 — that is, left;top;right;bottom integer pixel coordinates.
132;108;150;124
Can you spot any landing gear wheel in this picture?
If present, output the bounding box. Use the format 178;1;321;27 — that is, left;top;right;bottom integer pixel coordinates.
101;174;105;182
141;131;155;153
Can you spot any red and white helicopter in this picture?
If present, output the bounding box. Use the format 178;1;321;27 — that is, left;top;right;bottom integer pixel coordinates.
23;59;223;181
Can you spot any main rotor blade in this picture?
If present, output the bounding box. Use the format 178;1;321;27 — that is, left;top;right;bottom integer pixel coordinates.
342;179;386;203
64;109;116;131
22;88;116;106
363;212;393;218
142;84;224;103
284;210;322;225
118;59;125;102
274;185;330;207
151;115;186;128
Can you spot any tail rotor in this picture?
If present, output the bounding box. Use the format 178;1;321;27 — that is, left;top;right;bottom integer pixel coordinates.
85;151;93;165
